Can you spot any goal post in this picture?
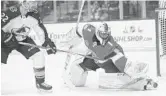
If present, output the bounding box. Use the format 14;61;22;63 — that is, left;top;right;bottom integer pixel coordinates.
155;8;166;56
155;7;166;76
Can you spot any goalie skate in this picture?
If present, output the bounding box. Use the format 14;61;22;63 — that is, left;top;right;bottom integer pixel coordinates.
120;77;158;91
143;79;158;90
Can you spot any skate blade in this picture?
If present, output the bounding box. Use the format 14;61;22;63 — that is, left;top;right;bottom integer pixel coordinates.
37;88;53;94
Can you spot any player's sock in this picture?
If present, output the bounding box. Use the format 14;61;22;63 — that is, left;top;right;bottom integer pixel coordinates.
34;67;52;91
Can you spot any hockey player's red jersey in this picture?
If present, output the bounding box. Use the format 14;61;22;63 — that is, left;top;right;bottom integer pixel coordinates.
82;24;124;60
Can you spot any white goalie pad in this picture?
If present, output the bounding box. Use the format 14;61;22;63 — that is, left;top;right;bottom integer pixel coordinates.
97;68;131;89
65;41;91;73
63;41;90;87
110;52;149;79
70;64;88;87
124;59;149;79
97;68;153;90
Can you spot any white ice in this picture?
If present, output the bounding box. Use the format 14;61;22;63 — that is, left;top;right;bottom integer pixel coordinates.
1;50;166;96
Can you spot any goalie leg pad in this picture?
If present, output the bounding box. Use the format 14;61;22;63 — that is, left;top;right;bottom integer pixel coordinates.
111;52;149;79
97;68;131;89
124;60;149;79
70;64;88;87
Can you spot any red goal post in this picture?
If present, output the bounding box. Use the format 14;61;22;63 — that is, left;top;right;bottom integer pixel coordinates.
155;8;166;76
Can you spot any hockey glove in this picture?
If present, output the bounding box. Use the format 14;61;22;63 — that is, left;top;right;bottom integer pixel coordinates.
2;30;19;48
42;38;57;54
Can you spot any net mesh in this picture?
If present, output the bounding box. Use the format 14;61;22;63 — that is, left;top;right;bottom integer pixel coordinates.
158;1;166;57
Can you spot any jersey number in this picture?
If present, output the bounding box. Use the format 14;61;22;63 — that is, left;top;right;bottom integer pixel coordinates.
1;13;9;23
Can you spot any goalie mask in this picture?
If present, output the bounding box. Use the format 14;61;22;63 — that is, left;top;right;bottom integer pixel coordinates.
96;23;110;46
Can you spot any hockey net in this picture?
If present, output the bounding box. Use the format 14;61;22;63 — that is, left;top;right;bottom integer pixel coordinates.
155;4;166;76
156;7;166;57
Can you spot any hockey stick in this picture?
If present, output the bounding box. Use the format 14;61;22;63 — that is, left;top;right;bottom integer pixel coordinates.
75;0;85;38
76;0;85;29
18;42;100;60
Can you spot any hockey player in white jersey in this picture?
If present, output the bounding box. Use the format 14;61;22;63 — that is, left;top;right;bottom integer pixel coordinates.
64;23;158;90
1;1;56;91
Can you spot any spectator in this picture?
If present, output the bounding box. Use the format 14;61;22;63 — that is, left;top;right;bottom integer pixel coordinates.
91;1;102;20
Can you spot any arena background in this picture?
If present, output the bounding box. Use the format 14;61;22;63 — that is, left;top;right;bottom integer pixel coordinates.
1;0;166;96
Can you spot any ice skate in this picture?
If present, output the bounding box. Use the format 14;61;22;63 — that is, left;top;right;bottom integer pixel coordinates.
35;75;53;93
36;82;53;93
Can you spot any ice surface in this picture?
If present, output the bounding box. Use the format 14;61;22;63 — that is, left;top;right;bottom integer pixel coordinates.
1;51;166;96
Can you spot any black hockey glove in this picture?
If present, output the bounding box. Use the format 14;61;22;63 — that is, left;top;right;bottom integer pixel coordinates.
42;38;57;54
2;30;19;48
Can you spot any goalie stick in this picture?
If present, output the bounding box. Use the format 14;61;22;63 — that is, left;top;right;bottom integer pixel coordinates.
76;0;85;28
18;42;101;60
75;0;85;38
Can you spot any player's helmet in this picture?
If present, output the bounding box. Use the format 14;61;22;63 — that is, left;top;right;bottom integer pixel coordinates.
97;23;109;39
97;23;110;46
20;0;38;12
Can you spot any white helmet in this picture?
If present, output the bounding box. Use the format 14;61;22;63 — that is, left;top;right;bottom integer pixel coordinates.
20;0;38;12
96;23;110;46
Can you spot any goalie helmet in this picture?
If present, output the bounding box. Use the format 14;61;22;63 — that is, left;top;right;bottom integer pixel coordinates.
96;23;110;46
20;0;38;13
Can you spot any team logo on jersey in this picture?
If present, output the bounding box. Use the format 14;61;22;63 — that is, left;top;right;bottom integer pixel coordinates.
11;25;31;41
9;6;17;12
11;25;30;34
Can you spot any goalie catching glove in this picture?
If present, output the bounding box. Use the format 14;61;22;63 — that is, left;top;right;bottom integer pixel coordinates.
42;38;57;54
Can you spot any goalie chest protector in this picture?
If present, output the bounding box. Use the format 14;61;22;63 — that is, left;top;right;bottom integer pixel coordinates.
82;24;116;60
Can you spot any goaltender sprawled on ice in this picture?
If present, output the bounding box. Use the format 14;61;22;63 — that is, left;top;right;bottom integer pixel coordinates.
63;22;158;90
